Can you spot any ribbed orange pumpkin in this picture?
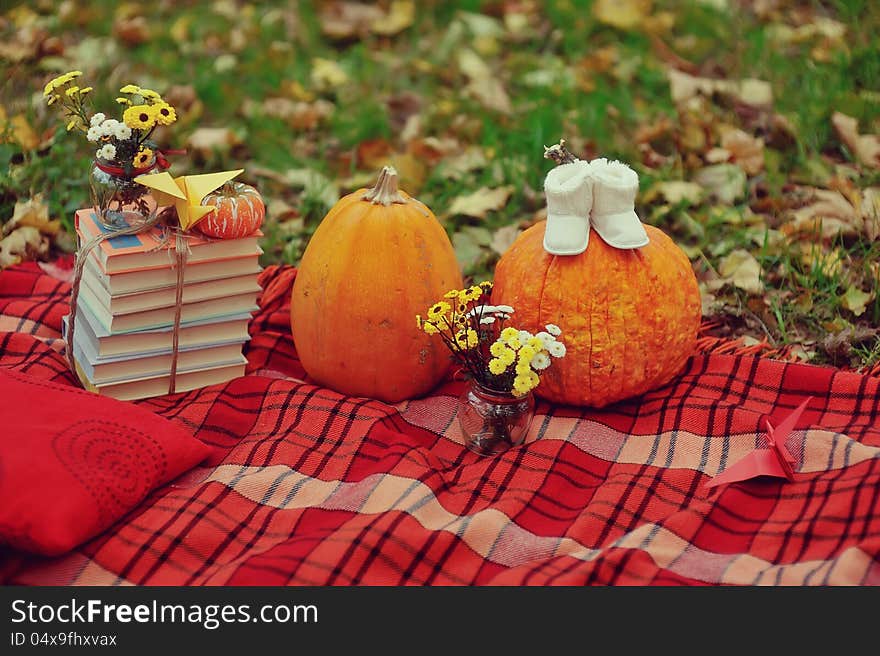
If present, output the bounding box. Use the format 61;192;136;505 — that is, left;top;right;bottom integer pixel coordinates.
290;166;463;402
197;181;265;239
491;222;701;408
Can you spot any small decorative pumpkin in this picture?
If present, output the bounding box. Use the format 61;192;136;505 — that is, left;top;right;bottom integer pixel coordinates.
491;147;701;408
290;166;463;403
197;181;265;239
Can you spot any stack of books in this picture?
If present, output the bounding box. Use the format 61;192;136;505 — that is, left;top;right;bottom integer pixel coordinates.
64;208;263;401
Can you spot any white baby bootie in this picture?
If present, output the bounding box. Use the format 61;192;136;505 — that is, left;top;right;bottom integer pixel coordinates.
542;159;593;256
588;159;649;249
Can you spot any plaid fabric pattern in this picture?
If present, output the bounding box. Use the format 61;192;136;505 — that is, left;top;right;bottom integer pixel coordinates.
1;261;878;585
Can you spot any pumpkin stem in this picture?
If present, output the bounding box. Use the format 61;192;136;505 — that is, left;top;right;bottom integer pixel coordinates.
363;166;407;206
543;139;579;165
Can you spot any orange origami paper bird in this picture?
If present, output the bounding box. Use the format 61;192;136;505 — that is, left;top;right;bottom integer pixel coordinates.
706;397;813;489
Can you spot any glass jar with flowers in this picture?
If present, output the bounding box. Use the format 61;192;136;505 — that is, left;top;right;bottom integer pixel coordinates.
43;71;179;228
417;282;566;456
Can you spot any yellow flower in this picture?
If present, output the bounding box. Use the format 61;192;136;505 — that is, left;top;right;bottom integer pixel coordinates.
123;104;156;130
153;102;177;126
423;322;439;335
119;84;142;94
65;118;78;131
506;336;522;350
527;370;540;388
518;346;536;362
46;94;59;106
416;314;422;329
116;97;132;105
500;327;519;342
456;301;467;314
479;281;493;291
79;86;93;95
135;147;154;167
444;289;460;299
427;301;451;321
65;86;80;97
455;329;479;349
489;340;507;357
498;348;515;367
488;358;507;375
528;337;544;351
138;88;162;101
513;375;532;396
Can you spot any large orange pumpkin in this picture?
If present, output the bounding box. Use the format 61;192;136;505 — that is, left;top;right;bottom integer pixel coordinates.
491;222;701;408
290;166;463;402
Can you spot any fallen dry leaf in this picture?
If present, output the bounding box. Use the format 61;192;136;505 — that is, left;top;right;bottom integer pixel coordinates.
311;58;349;91
0;226;48;269
371;1;415;36
668;69;773;107
319;1;414;40
186;127;243;158
841;285;873;317
717;248;763;294
782;188;859;241
5;195;60;236
831;111;880;169
457;48;512;115
446;186;514;220
113;16;150;45
861;187;880;241
490;224;521;256
720;128;765;175
593;0;653;30
643;180;704;205
1;111;40;151
693;163;747;204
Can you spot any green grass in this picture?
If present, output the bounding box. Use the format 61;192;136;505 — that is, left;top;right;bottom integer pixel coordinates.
1;0;878;369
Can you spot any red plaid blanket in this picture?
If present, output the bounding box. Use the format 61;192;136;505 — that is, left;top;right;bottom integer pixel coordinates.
1;262;878;585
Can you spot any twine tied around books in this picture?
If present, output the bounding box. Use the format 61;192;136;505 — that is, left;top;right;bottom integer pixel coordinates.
66;209;191;395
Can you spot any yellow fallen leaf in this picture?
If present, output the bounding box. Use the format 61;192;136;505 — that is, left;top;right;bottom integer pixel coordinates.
6;114;39;151
457;48;512;114
832;111;880;169
643;180;704;205
841;286;873;317
593;0;653;30
0;226;47;269
446;186;514;220
490;224;521;256
311;57;348;90
6;195;60;236
717;248;763;294
370;0;414;36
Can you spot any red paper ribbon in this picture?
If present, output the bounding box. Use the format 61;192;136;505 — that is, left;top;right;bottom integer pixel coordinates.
94;149;187;176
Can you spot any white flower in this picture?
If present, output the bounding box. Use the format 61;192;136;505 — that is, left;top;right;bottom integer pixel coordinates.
535;331;556;348
494;305;514;314
97;143;117;161
480;316;496;325
545;323;562;336
89;112;105;127
518;330;533;344
113;123;132;140
531;352;551;370
547;341;566;358
86;126;102;142
100;119;120;137
467;304;495;318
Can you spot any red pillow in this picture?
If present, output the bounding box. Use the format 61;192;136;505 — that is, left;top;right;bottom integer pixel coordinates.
0;368;211;556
